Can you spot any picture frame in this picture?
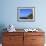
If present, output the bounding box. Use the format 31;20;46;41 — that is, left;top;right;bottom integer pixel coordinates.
17;7;35;22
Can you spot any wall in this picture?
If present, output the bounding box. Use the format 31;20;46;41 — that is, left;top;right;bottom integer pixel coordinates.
0;0;46;30
0;0;46;45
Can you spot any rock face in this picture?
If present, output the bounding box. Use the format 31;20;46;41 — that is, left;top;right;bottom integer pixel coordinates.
27;13;33;19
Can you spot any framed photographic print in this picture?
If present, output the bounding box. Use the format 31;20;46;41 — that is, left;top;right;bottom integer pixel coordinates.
17;7;35;22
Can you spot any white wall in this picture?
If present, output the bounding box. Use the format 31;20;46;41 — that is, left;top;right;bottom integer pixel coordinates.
0;0;46;30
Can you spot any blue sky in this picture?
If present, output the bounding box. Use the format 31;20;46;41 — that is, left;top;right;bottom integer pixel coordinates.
20;9;33;17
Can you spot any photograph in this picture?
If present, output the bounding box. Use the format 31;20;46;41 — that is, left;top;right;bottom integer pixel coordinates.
17;7;35;22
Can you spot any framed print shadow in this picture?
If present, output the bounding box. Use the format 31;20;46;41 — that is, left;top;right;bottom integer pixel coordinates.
17;7;35;22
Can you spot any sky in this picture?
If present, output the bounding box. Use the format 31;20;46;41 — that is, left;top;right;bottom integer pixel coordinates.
19;9;33;17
